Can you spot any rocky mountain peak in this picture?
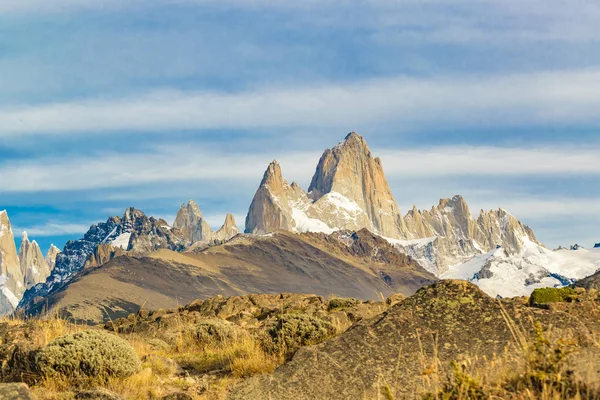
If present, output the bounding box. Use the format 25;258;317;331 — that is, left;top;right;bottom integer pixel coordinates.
307;132;409;238
45;245;61;270
174;200;212;245
214;214;240;242
260;160;286;194
19;232;52;290
122;207;146;223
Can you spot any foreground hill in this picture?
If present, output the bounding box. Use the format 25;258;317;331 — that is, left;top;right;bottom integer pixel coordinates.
230;280;600;399
22;229;434;323
2;280;599;399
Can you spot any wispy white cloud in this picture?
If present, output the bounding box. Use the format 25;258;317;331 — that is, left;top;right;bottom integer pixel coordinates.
1;143;598;194
2;68;600;137
13;222;91;238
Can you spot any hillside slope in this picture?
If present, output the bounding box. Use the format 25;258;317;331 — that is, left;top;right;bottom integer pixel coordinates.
22;230;435;323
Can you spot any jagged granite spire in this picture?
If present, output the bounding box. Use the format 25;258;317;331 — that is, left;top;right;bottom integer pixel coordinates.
45;245;61;271
308;132;410;238
245;161;298;234
214;213;240;241
0;210;24;313
19;232;52;290
174;200;213;244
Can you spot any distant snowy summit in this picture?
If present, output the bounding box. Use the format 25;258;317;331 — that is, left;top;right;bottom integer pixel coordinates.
244;132;600;297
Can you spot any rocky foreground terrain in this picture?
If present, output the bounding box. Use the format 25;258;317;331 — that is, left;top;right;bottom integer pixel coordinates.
0;280;598;399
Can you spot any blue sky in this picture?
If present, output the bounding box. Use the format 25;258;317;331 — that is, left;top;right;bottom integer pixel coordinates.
1;0;599;253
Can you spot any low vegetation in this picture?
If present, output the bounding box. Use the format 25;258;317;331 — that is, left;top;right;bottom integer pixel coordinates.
0;287;598;399
36;330;141;380
529;287;579;307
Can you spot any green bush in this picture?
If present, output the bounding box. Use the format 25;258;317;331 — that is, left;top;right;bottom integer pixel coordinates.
36;330;141;379
268;314;336;356
327;297;357;311
529;287;578;307
195;319;239;346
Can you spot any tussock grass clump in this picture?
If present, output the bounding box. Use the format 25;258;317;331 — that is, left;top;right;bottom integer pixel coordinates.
36;330;141;380
529;287;578;307
268;314;336;356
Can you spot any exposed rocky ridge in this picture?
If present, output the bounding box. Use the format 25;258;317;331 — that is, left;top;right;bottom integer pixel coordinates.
18;233;52;290
573;269;600;290
229;280;593;400
175;201;240;245
19;230;435;323
396;195;541;275
83;243;126;269
17;208;186;313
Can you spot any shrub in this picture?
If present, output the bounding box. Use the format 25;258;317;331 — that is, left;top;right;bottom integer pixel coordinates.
327;298;357;311
35;330;141;380
268;314;336;356
194;319;240;346
529;287;578;307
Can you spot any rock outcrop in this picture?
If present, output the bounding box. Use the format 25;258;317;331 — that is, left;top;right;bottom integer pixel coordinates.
83;243;126;269
18;232;52;290
45;245;61;271
0;211;24;313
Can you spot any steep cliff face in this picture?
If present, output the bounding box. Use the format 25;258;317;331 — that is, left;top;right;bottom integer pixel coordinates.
245;161;298;234
0;211;24;312
19;232;52;290
174;200;213;245
309;132;410;239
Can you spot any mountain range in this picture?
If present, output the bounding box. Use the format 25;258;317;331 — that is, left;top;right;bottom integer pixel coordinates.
2;132;599;319
0;210;60;314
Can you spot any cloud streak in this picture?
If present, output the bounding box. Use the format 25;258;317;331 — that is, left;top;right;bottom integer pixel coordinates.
1;143;598;194
2;68;600;137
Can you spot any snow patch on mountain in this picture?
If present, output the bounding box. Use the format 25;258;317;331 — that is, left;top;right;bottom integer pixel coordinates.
441;236;600;298
112;232;131;250
385;236;438;274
